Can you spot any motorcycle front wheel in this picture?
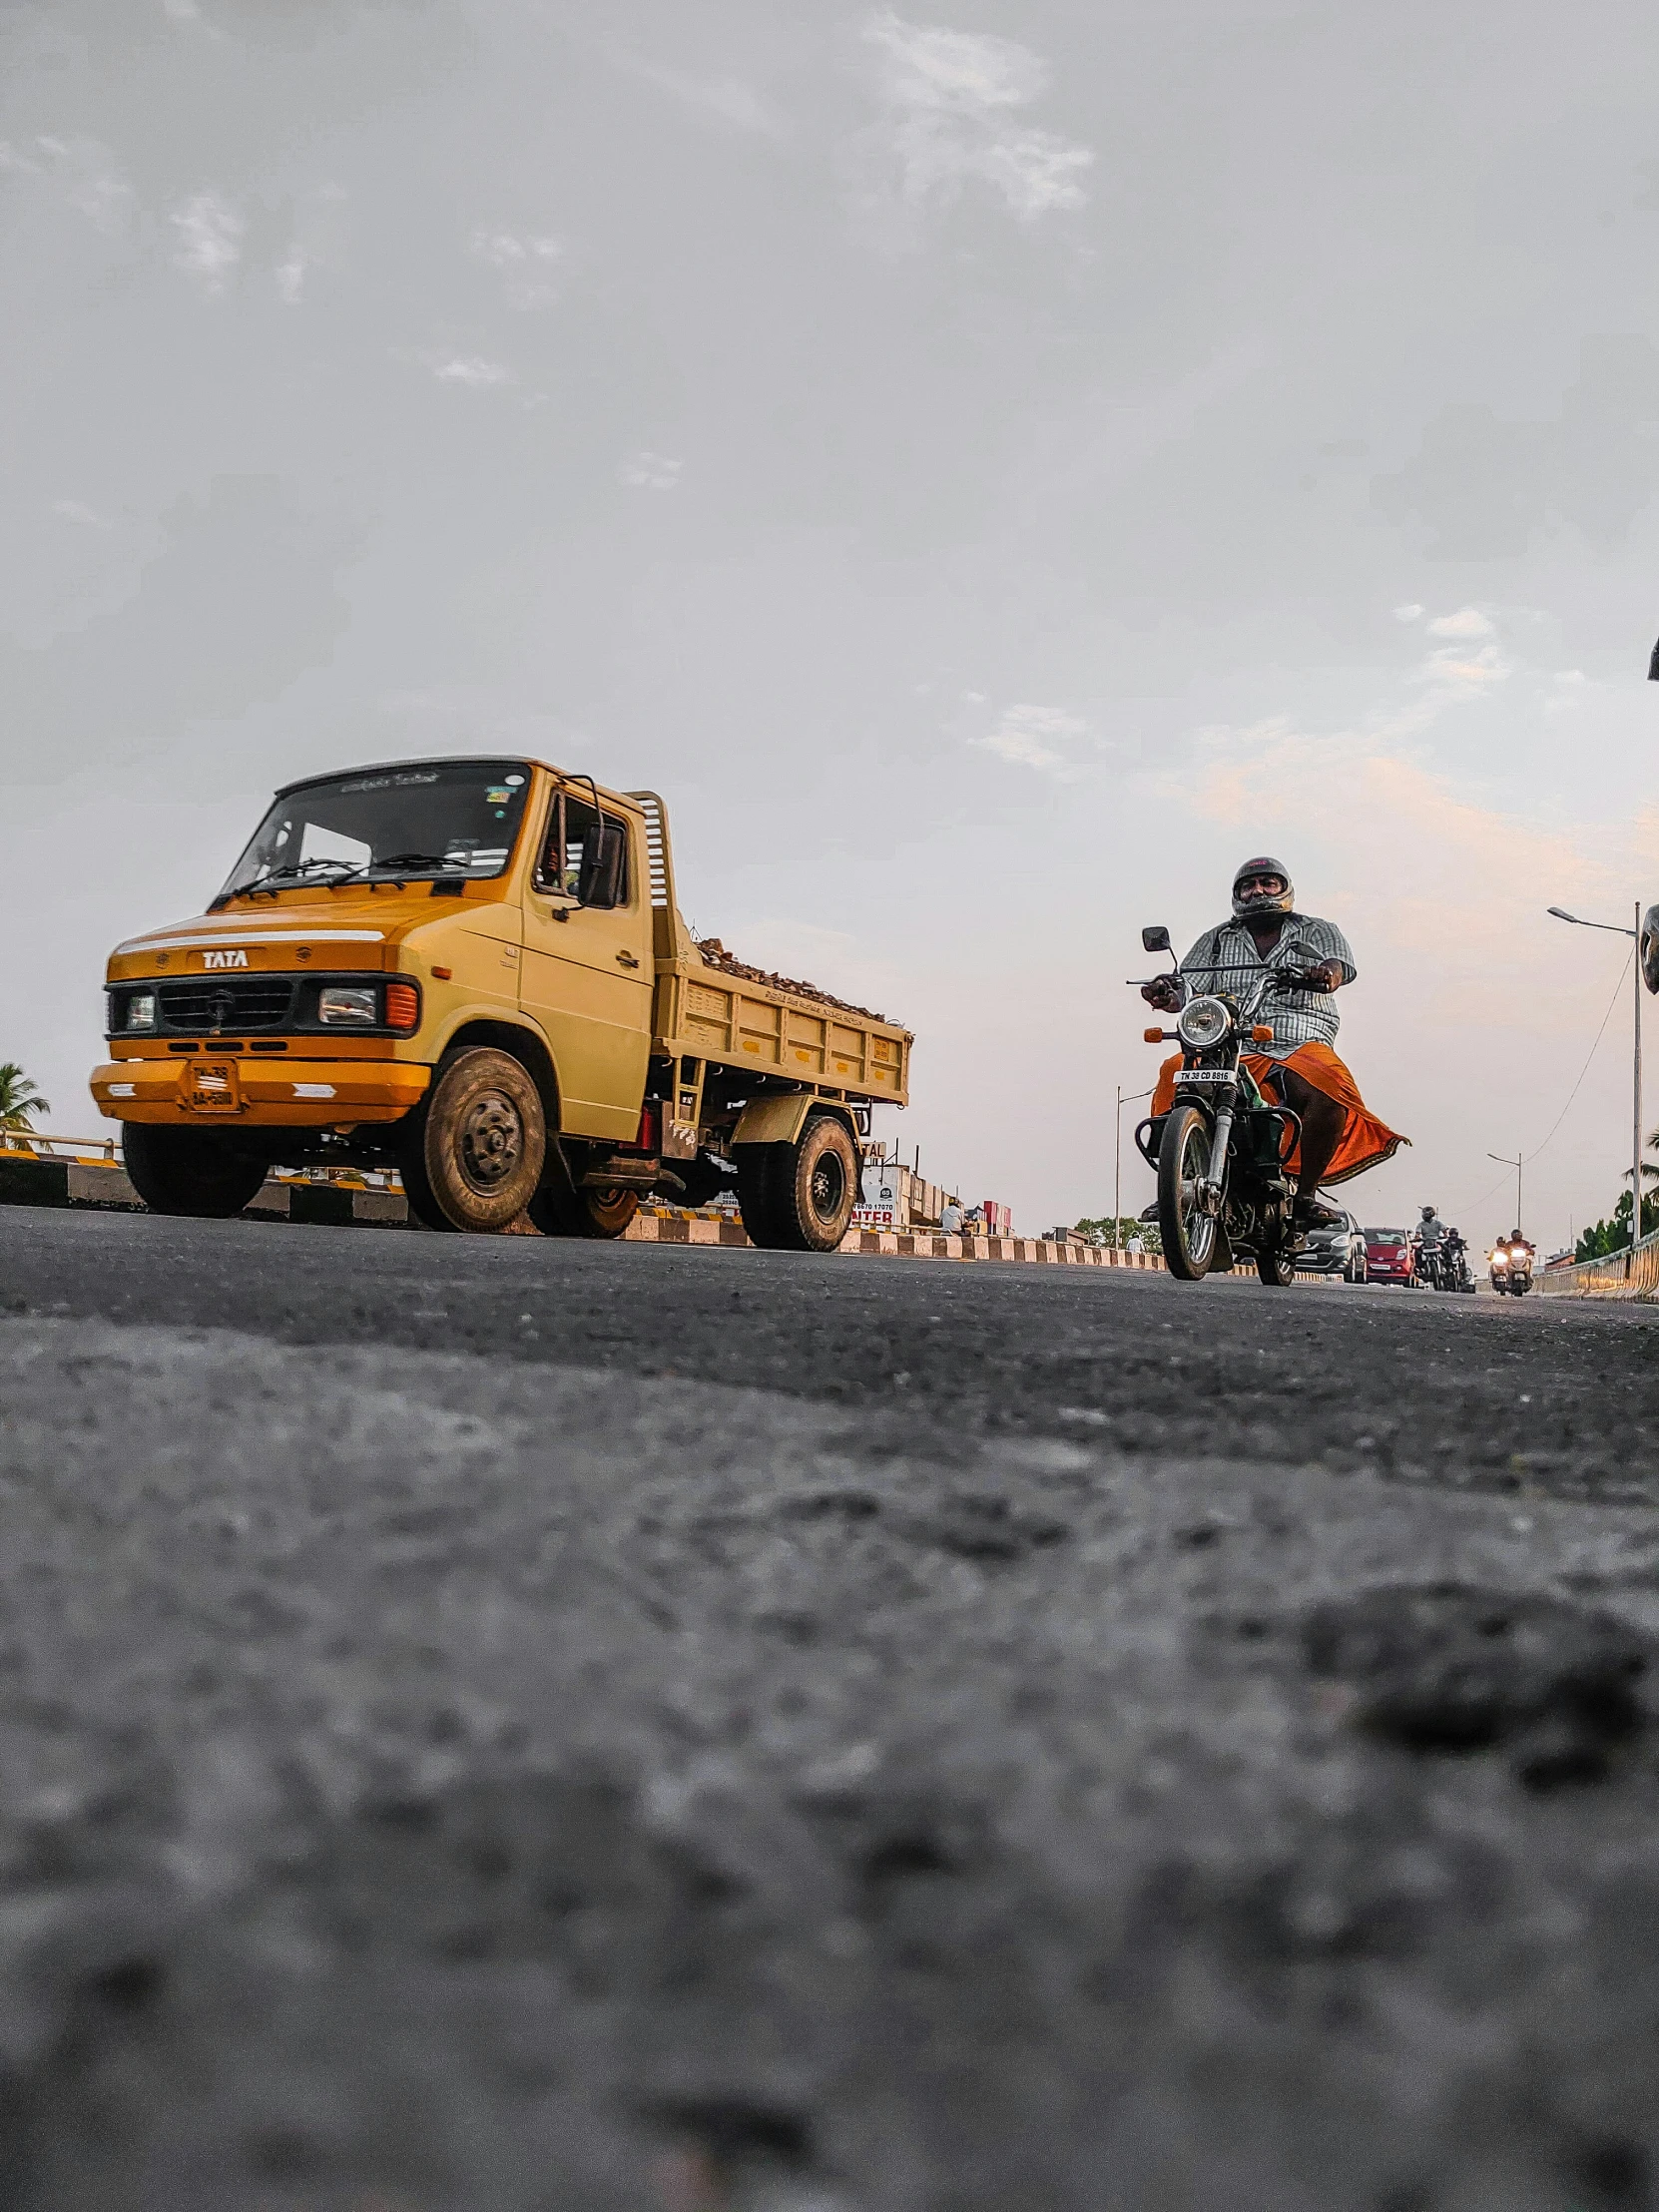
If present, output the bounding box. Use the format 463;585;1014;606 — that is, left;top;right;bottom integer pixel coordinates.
1157;1101;1220;1281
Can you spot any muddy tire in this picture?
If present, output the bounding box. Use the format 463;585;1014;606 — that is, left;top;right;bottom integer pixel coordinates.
527;1179;640;1240
402;1048;545;1233
735;1143;785;1248
121;1125;271;1219
741;1115;858;1253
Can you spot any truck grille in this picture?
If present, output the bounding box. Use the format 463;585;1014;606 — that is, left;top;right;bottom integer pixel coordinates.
157;977;296;1031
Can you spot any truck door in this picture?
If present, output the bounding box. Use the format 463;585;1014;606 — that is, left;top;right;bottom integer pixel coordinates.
519;786;654;1141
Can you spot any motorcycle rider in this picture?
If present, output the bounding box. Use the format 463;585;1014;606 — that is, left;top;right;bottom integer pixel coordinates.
1415;1202;1448;1286
1142;857;1407;1231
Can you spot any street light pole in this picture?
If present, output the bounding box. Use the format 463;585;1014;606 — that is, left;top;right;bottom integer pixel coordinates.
1547;903;1645;1262
1115;1085;1154;1249
1114;1086;1123;1249
1635;899;1644;1253
1487;1151;1522;1234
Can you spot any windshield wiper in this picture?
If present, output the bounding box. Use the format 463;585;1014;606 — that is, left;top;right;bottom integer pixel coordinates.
370;851;468;872
232;857;366;900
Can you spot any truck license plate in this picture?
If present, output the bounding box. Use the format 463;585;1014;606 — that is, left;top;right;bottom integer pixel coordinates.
187;1058;243;1113
1173;1068;1230;1084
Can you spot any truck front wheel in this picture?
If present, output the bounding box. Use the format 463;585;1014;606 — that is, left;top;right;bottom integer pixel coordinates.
122;1125;271;1219
402;1048;545;1232
738;1114;858;1253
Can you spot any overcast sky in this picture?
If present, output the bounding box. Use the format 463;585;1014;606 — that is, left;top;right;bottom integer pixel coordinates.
5;0;1659;1246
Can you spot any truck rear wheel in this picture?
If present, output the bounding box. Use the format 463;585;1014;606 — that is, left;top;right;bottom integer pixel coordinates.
527;1180;640;1240
122;1124;271;1219
403;1048;545;1233
739;1114;858;1253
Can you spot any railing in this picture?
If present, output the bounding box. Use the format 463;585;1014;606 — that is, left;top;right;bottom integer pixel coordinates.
1539;1224;1659;1299
0;1129;118;1163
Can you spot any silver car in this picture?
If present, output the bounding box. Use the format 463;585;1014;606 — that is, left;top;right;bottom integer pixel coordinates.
1298;1207;1368;1282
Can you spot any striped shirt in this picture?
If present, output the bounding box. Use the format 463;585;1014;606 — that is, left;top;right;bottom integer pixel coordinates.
1179;914;1357;1061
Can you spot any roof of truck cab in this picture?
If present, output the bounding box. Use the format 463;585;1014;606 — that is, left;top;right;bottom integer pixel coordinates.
272;757;643;812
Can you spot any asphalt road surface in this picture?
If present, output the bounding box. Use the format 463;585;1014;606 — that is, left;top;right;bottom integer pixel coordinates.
4;1207;1659;2212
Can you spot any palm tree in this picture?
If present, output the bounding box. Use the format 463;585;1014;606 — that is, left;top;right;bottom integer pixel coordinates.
0;1064;50;1133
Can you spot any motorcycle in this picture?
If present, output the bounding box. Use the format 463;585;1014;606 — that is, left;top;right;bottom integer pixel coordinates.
1128;927;1309;1288
1441;1232;1476;1294
1412;1237;1445;1292
1489;1240;1534;1296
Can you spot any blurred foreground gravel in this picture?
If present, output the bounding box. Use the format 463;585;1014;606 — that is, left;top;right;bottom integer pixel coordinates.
1;1214;1659;2209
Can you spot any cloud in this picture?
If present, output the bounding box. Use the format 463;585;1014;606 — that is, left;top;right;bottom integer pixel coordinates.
620;60;785;139
859;11;1092;225
1416;640;1509;695
276;249;307;304
620;450;683;490
171;191;244;293
1425;606;1492;639
971;702;1089;770
430;355;515;388
1391;603;1424;622
53;499;115;530
1169;716;1640;1030
15;137;135;235
469;228;564;309
1374;334;1659;557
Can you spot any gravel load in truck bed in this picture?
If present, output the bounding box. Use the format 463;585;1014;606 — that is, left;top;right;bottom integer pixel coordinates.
694;937;891;1024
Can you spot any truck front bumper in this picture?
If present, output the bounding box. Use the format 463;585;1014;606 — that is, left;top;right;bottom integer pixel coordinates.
91;1057;431;1126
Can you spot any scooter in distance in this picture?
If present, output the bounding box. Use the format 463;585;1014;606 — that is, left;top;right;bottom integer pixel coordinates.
1489;1239;1534;1296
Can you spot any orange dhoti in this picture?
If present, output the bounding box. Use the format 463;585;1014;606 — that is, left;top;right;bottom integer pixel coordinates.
1150;1040;1408;1187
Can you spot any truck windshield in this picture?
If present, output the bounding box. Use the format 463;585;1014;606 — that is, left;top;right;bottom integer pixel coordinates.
218;761;533;898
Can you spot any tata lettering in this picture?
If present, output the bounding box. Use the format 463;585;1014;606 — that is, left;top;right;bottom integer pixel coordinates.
202;949;250;969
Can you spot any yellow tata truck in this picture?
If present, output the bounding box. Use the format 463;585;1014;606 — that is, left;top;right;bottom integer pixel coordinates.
90;757;910;1249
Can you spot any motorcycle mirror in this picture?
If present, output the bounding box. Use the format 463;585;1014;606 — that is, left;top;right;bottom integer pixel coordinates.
1141;925;1172;954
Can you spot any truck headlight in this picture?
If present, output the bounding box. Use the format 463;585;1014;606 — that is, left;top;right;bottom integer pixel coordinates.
1177;995;1231;1048
122;990;157;1033
318;986;378;1026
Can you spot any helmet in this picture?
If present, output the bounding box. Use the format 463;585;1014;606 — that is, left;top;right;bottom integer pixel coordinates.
1232;855;1295;919
1420;1204;1436;1218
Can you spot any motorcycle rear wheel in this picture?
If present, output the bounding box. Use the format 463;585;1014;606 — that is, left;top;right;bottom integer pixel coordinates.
1157;1102;1220;1281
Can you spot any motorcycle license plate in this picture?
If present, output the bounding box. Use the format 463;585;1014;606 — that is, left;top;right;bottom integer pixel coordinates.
1174;1068;1230;1084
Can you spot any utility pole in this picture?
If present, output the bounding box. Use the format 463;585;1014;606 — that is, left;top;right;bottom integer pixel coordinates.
1635;899;1645;1260
1487;1151;1522;1234
1546;902;1645;1267
1115;1086;1153;1249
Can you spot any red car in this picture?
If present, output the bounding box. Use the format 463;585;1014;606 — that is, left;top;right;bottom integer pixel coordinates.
1363;1228;1415;1285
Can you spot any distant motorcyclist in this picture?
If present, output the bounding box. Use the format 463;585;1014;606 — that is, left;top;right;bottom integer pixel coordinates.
1413;1204;1448;1287
1143;857;1407;1232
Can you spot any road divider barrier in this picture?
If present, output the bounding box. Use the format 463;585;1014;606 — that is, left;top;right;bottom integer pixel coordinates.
1540;1225;1659;1301
0;1141;1174;1265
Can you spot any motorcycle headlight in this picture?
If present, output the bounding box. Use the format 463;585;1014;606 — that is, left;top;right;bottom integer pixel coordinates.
1176;995;1232;1049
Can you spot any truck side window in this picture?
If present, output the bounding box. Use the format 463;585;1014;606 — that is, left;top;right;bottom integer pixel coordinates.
534;790;630;908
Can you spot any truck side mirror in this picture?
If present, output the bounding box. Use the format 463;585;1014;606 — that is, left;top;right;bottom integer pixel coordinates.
578;822;626;909
1142;925;1172;953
